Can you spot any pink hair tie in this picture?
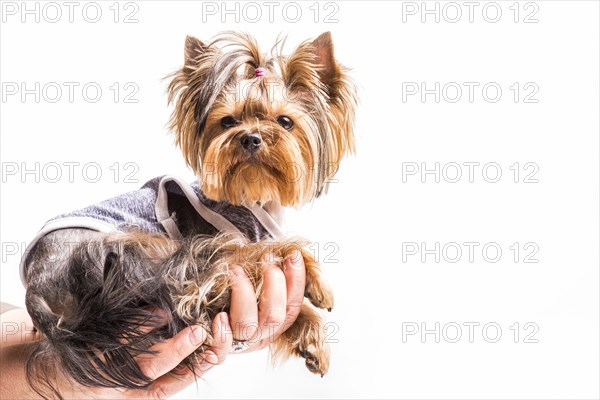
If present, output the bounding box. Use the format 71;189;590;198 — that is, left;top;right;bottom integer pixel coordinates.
254;67;266;77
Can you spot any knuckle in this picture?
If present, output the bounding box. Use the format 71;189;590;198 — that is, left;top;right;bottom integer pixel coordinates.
264;265;286;284
287;298;303;310
138;359;160;381
286;301;303;318
264;308;286;326
171;364;189;375
149;383;170;400
234;321;258;340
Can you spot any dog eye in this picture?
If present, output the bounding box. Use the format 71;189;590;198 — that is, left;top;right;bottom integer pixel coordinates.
221;116;239;129
277;116;294;131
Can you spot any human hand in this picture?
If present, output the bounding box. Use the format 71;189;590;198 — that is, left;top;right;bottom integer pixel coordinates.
57;249;306;397
228;250;306;351
61;313;232;399
0;311;232;400
1;251;306;399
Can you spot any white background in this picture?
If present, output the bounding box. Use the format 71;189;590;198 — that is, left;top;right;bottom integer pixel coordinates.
1;1;599;398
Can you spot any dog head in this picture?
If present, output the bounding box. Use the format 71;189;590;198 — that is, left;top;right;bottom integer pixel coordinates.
167;32;357;207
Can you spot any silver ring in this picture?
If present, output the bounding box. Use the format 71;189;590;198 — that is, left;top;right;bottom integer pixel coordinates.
230;340;250;354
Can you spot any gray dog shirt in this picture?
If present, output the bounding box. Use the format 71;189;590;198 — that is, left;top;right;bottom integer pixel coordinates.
19;175;284;285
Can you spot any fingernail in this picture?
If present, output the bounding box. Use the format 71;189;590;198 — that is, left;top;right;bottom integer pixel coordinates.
203;351;219;365
189;325;206;347
286;250;302;267
219;312;230;327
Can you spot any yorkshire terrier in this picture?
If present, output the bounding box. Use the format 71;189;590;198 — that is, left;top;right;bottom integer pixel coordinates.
22;31;356;397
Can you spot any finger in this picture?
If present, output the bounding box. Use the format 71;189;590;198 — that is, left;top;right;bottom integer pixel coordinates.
281;249;306;331
229;265;258;340
123;315;232;400
201;312;232;367
123;358;208;400
135;325;207;381
254;255;287;346
134;371;199;400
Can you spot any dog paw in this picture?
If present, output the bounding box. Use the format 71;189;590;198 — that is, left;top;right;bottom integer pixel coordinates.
300;347;327;377
299;250;334;311
275;303;331;376
304;278;334;312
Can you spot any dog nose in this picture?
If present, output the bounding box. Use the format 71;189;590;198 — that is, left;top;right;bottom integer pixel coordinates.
240;133;262;153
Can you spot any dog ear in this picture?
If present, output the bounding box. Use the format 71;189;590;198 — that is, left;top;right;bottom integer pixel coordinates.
184;35;208;66
168;36;221;173
311;32;358;193
310;32;339;87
